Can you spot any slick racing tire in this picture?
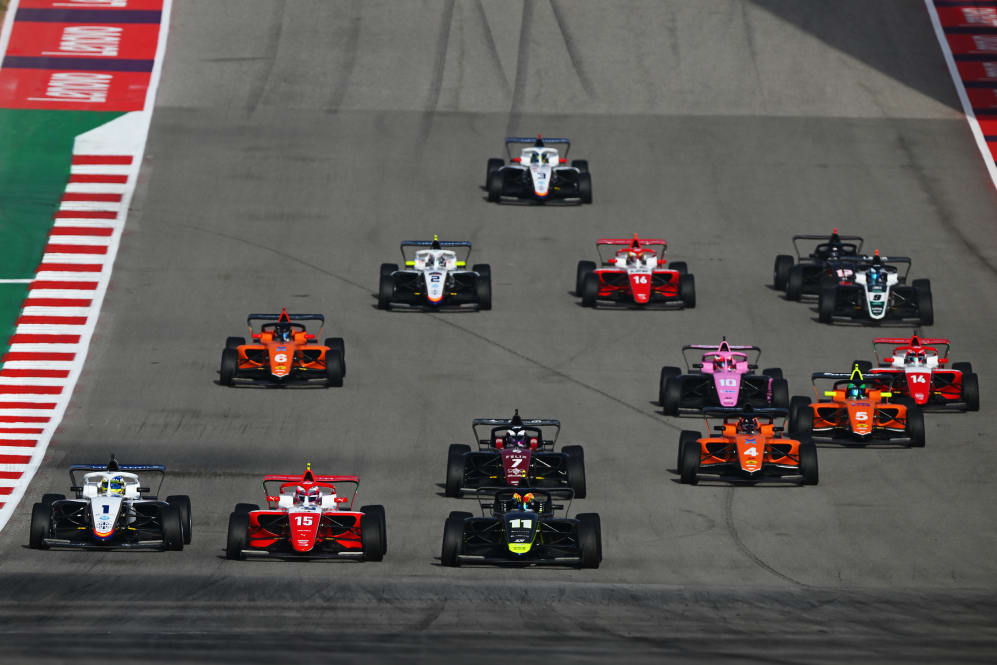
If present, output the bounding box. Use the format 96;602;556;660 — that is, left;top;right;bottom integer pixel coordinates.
785;265;804;301
571;159;589;173
377;273;395;310
487;169;504;203
448;511;473;521
770;378;789;409
361;505;386;561
380;262;398;278
325;351;345;388
474;267;493;310
659;366;681;406
166;494;193;545
233;503;259;515
581;272;600;308
226;511;249;560
818;288;836;324
961;372;980;412
41;493;65;506
762;367;783;380
678;430;701;470
563;445;586;499
225;336;245;350
669;261;688;276
219;348;238;386
789;396;811;430
679;440;700;485
773;254;794;290
578;172;593;204
441;517;464;567
791;401;814;437
914;280;934;326
444;444;470;498
486;158;504;186
952;362;973;375
576;260;596;296
577;513;602;569
679;274;696;308
29;502;50;550
161;504;184;551
906;407;926;448
324;337;346;377
661;376;684;416
798;441;819;485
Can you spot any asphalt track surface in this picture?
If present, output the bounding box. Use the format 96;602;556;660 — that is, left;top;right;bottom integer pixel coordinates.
2;1;996;662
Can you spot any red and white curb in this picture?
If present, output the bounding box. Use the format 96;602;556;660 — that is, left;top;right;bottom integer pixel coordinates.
0;0;172;531
925;0;997;190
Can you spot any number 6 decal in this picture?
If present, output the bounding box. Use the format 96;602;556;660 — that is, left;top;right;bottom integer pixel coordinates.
274;353;288;363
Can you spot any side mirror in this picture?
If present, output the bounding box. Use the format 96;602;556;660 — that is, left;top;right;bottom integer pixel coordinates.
824;390;836;397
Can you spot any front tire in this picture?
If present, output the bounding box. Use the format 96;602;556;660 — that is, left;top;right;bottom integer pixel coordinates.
361;505;386;561
678;430;700;470
785;265;803;300
961;372;980;412
770;378;789;409
773;254;794;290
377;273;395;310
792;401;814;436
219;348;238;386
581;272;599;308
166;495;193;545
563;445;586;499
818;288;836;323
487;169;504;203
789;396;811;430
799;442;819;485
679;274;696;308
659;366;681;406
225;511;249;560
906;407;926;447
576;260;596;296
29;502;50;549
444;444;469;498
662;376;684;416
679;439;700;484
161;504;184;551
441;517;464;567
578;172;593;204
325;351;344;387
577;513;602;568
475;267;492;310
486;158;504;186
324;337;346;377
914;281;933;325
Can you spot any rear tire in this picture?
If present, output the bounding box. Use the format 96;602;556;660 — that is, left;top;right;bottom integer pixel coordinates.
475;268;492;310
166;495;193;545
161;504;184;551
325;351;344;387
576;260;596;296
380;262;398;278
233;503;259;515
41;493;65;506
906;407;926;447
658;366;681;406
679;274;696;308
225;511;249;560
578;172;593;204
818;288;836;323
581;272;599;308
444;444;470;498
577;513;602;568
662;376;684;416
563;445;586;499
773;254;794;290
377;273;395;310
799;442;819;485
571;159;589;173
441;517;464;567
679;430;700;470
785;265;803;300
914;281;933;325
361;505;386;561
486;158;504;186
29;502;50;549
219;348;238;386
225;336;245;350
324;337;346;377
961;372;980;412
770;378;789;409
762;368;783;380
952;361;973;374
487;169;504;202
679;440;700;485
669;261;688;276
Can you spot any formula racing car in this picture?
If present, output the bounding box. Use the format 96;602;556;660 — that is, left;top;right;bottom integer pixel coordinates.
816;251;933;325
789;363;925;446
576;234;695;308
869;334;979;411
378;236;491;310
486;135;591;204
659;339;788;415
774;228;864;299
441;489;601;568
220;308;345;387
225;465;385;561
29;455;190;551
444;410;586;498
677;408;818;485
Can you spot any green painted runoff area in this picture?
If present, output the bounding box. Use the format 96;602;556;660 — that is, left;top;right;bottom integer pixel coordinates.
0;109;121;359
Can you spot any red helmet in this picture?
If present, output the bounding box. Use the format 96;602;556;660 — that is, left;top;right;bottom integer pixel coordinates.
294;485;321;506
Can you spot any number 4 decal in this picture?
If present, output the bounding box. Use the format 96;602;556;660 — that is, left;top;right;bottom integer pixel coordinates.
744;446;757;456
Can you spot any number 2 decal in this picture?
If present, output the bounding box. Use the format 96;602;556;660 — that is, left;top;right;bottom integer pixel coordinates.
430;273;441;283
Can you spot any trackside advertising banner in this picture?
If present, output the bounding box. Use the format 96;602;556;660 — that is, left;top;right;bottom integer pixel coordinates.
0;0;171;529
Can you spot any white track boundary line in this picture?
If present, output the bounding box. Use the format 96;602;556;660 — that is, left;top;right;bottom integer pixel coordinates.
0;0;174;533
923;0;997;191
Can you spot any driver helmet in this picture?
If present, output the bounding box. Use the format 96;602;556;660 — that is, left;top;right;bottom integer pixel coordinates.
916;351;927;364
294;485;321;506
274;323;292;342
868;268;885;286
100;475;125;496
626;251;639;266
846;382;866;399
512;492;536;511
504;427;528;448
530;152;540;164
736;416;759;434
904;351;915;364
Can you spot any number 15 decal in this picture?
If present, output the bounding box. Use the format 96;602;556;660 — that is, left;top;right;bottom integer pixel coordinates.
293;515;315;526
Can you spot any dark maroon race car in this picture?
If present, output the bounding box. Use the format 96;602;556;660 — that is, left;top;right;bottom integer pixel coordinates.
444;411;586;498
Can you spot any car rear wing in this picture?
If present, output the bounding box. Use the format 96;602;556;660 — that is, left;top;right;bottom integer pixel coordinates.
262;475;359;510
873;336;950;364
399;239;472;263
505;136;571;159
69;464;165;498
472;486;574;516
596;238;667;246
701;407;788;420
247;313;325;324
852;255;913;281
472;418;560;447
791;233;863;260
682;344;761;369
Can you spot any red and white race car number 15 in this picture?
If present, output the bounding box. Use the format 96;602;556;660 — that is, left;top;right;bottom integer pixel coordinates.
293;515;315;526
